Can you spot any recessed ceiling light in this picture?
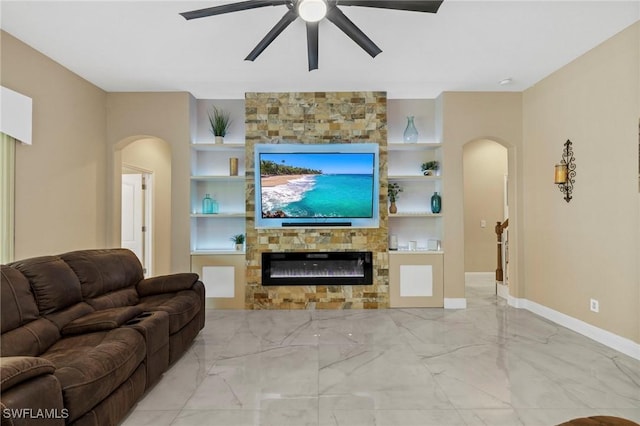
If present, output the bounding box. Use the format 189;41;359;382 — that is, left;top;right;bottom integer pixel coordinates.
499;78;513;86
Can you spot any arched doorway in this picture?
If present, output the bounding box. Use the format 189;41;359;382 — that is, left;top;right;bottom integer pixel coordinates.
113;136;172;276
462;139;509;304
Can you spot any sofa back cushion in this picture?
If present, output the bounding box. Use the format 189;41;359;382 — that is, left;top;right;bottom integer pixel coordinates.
61;249;144;302
10;256;82;315
1;264;73;356
1;265;39;333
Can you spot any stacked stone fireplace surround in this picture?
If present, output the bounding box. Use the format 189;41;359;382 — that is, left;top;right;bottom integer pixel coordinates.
244;91;389;309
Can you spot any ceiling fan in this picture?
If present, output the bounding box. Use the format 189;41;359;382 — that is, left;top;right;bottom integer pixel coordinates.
180;0;444;71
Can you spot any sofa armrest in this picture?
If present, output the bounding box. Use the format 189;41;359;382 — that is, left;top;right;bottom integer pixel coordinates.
136;273;199;297
1;356;66;425
0;356;56;392
60;306;143;336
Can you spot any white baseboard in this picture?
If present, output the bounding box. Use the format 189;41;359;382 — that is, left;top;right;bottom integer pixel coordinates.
507;296;640;361
507;294;526;309
444;298;467;309
496;283;509;300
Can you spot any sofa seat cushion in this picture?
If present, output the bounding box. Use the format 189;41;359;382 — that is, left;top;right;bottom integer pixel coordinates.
86;287;139;311
1;318;60;357
61;306;142;336
136;290;201;334
40;327;146;422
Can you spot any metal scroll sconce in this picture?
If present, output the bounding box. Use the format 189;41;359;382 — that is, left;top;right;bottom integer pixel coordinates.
554;139;576;203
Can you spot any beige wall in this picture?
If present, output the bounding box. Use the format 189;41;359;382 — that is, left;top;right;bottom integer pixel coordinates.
522;23;639;342
440;92;524;299
3;21;639;343
106;92;193;273
0;31;108;260
463;139;508;272
0;31;192;274
121;138;172;275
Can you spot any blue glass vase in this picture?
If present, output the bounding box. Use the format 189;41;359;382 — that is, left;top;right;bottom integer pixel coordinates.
403;116;418;143
202;194;219;214
430;192;441;214
202;194;213;214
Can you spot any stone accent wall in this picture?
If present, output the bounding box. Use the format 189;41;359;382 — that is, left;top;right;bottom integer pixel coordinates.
244;92;388;309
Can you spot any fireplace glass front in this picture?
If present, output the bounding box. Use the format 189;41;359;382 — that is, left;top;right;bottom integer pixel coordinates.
262;252;373;286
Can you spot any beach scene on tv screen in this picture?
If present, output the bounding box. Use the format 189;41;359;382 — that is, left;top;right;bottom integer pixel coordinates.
260;152;375;219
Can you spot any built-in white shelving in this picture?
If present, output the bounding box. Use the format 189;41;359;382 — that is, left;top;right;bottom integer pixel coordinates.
190;142;246;253
387;141;443;252
189;99;248;307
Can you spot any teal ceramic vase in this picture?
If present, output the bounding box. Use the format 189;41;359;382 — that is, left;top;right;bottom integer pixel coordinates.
430;192;441;214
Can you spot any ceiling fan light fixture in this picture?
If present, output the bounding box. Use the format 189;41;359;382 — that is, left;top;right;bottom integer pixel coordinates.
298;0;328;22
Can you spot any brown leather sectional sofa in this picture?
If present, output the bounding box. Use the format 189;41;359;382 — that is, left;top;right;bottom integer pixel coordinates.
0;249;205;425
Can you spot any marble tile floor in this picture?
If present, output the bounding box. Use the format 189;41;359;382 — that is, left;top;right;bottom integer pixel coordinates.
122;283;640;426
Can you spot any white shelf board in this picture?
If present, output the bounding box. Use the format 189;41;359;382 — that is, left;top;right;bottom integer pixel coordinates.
388;175;441;181
388;213;443;218
190;175;245;182
191;143;245;152
389;250;444;255
191;249;245;255
388;142;441;151
191;213;246;218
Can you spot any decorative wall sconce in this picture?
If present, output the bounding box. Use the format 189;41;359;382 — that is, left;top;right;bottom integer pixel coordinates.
554;139;576;202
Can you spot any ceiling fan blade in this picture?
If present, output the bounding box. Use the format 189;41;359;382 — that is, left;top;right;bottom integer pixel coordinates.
306;21;319;71
245;9;298;61
326;6;382;58
180;0;287;20
337;0;443;14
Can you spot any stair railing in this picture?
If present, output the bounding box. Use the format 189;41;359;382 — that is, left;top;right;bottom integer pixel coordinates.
495;219;509;283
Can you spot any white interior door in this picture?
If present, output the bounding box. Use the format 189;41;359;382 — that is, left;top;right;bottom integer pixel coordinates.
122;174;144;266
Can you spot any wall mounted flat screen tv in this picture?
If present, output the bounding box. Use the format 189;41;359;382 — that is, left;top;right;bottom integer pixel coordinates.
254;143;380;228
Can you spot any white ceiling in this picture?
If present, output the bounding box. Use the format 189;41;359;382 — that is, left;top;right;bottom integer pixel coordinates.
1;1;638;99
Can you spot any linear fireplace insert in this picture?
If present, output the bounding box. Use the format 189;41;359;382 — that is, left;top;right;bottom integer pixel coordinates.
262;251;373;286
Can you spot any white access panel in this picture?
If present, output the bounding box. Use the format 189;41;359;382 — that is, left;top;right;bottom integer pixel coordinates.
399;265;433;297
202;266;235;298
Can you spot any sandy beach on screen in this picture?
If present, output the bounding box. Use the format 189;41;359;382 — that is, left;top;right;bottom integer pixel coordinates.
261;174;309;187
